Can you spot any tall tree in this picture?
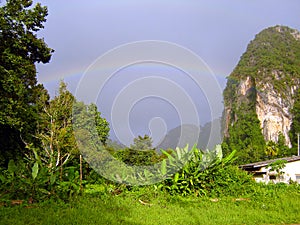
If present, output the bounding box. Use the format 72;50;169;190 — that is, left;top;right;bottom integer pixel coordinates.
277;132;291;157
33;82;76;174
0;0;53;166
289;90;300;155
73;101;110;147
130;135;154;151
29;81;110;181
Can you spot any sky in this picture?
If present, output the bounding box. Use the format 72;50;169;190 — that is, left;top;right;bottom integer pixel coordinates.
33;0;300;146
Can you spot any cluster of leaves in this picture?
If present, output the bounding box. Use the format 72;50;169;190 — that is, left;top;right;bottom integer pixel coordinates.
0;0;110;200
0;0;109;202
78;145;256;199
160;146;255;197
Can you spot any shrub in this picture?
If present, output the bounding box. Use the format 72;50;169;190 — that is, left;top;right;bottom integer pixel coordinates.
0;158;82;203
161;146;255;197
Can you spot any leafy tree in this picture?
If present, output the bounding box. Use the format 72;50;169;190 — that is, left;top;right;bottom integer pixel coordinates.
130;135;154;151
277;132;291;157
109;135;160;166
289;90;300;155
265;141;279;159
0;0;53;166
73;101;110;146
88;104;110;146
30;82;77;176
72;100;110;183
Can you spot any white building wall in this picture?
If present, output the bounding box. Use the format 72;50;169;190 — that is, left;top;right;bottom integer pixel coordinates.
283;160;300;183
255;160;300;184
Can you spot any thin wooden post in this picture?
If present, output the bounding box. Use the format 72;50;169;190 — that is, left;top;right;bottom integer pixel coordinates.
297;133;300;156
80;154;83;191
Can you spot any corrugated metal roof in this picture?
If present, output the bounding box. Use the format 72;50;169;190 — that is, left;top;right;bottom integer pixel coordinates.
240;155;300;169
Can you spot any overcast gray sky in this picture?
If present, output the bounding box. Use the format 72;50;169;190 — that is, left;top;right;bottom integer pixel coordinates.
34;0;300;146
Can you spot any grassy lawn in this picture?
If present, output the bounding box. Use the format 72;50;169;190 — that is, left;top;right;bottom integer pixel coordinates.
1;188;300;225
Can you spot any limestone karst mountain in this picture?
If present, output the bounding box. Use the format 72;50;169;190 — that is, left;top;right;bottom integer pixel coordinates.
223;25;300;160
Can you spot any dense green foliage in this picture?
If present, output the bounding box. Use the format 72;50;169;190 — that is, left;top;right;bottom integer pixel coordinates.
267;159;287;181
289;90;300;154
0;80;110;202
223;94;266;164
73;101;110;146
112;148;161;166
0;158;81;202
108;135;161;166
0;0;53;166
223;26;300;164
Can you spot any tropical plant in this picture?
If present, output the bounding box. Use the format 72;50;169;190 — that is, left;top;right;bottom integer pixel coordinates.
265;141;279;158
0;150;83;202
161;145;254;197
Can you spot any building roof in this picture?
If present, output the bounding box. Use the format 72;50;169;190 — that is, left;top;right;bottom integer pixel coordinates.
240;155;300;170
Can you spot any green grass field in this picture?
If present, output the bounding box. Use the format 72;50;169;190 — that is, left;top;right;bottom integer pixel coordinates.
1;187;300;225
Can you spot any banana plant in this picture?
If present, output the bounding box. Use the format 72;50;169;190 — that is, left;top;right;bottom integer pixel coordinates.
162;145;238;196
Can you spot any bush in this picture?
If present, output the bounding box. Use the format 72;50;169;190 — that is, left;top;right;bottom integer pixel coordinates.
0;159;82;203
161;146;255;197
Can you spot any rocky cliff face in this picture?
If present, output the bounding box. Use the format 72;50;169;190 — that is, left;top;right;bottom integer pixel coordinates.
223;25;300;147
255;76;299;147
237;75;297;147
